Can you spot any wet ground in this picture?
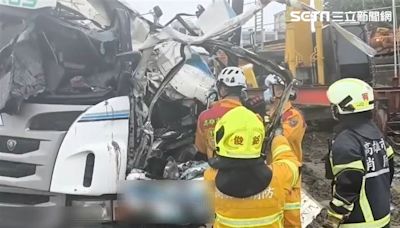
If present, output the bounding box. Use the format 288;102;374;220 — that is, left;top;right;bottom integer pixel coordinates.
302;126;400;227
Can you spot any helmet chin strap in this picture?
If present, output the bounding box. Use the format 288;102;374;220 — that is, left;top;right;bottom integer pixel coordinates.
218;90;228;100
240;88;248;101
218;86;246;100
220;93;240;100
331;105;340;121
216;82;226;100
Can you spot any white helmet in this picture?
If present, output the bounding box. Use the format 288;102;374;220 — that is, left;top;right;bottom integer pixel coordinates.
217;67;247;88
264;74;285;88
327;78;374;115
263;74;290;103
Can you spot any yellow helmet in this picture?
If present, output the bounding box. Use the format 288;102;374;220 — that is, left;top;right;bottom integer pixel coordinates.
214;106;265;159
327;78;374;115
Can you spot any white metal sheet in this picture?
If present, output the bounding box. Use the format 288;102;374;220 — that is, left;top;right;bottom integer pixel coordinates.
301;189;323;226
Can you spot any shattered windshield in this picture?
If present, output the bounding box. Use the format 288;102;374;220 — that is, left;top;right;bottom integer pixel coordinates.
0;1;390;227
0;0;133;113
0;0;288;173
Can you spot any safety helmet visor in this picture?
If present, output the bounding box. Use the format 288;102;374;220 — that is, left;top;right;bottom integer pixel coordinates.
272;84;285;98
264;74;286;101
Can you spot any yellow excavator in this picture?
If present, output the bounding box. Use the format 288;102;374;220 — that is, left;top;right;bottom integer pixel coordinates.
282;0;399;152
237;0;399;152
235;0;325;102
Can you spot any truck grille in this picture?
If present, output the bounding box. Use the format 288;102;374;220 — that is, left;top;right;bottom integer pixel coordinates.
0;192;49;205
0;160;36;178
0;136;40;154
0;103;88;191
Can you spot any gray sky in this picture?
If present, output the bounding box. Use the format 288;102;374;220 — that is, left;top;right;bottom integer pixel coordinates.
129;0;286;31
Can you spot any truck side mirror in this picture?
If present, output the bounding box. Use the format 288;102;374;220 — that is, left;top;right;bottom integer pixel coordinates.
153;6;163;19
206;89;218;109
196;4;205;17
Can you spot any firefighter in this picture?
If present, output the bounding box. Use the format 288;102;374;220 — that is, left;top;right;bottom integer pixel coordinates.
264;74;306;228
324;78;394;228
204;106;300;228
195;66;247;159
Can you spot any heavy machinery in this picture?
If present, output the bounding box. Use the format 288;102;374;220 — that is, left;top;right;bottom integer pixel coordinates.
4;0;375;226
261;0;400;152
0;0;220;226
242;0;399;133
0;0;297;227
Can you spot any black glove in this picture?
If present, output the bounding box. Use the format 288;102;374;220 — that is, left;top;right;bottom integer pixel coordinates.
244;96;266;115
322;210;345;228
274;127;283;136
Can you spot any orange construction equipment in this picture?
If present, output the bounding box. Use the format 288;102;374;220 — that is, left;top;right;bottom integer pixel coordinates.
369;26;400;55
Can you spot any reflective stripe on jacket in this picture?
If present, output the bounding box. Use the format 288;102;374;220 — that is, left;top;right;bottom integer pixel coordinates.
282;102;306;164
328;120;393;227
282;102;305;228
204;135;300;228
195;99;241;159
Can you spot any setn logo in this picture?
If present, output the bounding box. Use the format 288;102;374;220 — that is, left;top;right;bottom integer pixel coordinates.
290;11;330;22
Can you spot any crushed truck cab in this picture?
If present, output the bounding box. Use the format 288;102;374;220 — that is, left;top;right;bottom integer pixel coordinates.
0;0;324;227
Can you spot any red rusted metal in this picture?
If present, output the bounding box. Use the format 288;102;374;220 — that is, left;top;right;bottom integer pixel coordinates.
294;85;400;111
374;83;400;152
294;86;330;107
374;87;400;114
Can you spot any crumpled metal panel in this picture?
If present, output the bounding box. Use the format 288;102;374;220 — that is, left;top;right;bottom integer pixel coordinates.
11;30;46;100
57;0;111;29
0;73;12;111
0;2;133;113
0;25;45;113
147;41;215;104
